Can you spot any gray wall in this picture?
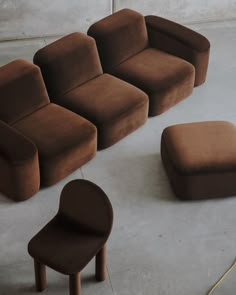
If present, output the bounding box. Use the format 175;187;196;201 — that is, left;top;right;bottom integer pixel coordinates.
0;0;236;41
0;0;111;41
115;0;236;24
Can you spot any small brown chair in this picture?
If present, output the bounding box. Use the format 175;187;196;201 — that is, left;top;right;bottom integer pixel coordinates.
161;121;236;200
28;179;113;295
88;9;210;116
0;60;97;201
33;32;149;149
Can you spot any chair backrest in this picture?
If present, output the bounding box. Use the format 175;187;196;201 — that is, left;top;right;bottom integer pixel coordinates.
0;60;50;125
88;8;149;71
33;33;103;98
58;179;113;236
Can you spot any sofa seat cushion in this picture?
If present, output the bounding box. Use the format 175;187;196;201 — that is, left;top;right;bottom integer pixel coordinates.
13;103;97;185
110;48;195;116
55;74;149;149
161;121;236;200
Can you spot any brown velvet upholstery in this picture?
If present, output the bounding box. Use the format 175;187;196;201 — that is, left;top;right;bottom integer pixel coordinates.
161;121;236;200
34;32;148;149
88;8;210;116
145;15;210;86
34;33;103;98
110;48;195;116
28;179;113;294
13;104;97;186
0;60;49;125
0;60;97;200
56;73;148;149
87;9;149;72
0;120;39;201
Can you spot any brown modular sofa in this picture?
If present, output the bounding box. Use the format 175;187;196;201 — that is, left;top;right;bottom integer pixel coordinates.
33;32;149;150
28;179;113;295
0;9;211;202
88;9;210;116
0;60;97;201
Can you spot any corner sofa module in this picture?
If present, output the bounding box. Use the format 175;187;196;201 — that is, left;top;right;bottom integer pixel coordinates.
88;8;210;116
0;59;97;201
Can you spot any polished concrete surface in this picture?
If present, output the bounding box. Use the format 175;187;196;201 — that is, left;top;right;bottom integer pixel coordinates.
0;20;236;295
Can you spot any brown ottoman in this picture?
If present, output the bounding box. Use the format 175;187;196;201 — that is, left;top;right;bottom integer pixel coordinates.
161;121;236;200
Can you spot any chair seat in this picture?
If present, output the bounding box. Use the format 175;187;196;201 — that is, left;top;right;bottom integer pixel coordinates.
12;104;96;185
28;216;105;275
110;48;195;116
56;74;149;149
161;121;236;200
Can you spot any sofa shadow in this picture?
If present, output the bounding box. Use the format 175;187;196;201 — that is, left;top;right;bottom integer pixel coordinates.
0;152;224;204
101;152;177;203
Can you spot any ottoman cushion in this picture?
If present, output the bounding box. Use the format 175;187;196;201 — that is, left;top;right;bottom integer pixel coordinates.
161;121;236;200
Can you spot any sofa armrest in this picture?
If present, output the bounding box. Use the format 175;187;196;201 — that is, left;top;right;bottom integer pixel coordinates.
0;120;37;164
0;120;40;201
145;15;210;86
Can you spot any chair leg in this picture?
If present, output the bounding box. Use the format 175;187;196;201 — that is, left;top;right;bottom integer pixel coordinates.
34;259;47;292
95;244;106;281
69;273;81;295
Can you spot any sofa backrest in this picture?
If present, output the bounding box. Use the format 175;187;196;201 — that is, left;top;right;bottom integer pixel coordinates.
0;60;50;125
33;32;103;98
88;9;149;71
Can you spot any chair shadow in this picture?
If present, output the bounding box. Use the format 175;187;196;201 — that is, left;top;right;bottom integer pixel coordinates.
0;284;35;295
0;271;97;294
0;193;15;204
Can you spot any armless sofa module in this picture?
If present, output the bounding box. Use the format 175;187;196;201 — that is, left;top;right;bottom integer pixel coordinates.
88;8;210;116
0;60;97;201
33;32;149;150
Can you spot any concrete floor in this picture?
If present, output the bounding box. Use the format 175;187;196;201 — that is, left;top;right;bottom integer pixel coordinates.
0;20;236;295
